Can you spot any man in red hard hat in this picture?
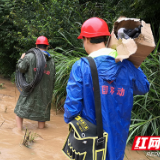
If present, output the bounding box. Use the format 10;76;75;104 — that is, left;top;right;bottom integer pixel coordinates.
64;17;149;160
36;35;49;45
14;36;56;130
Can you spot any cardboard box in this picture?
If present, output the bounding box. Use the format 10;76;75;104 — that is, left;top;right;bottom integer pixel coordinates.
107;18;156;68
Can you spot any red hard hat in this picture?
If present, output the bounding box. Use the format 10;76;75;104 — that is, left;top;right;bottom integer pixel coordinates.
35;36;49;45
78;17;111;39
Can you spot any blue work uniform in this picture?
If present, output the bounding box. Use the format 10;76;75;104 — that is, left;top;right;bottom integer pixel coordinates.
64;48;150;160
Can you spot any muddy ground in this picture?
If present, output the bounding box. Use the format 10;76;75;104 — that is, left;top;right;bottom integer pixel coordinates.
0;77;159;160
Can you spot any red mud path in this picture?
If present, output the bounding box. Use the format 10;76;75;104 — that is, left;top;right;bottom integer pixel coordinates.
0;77;159;160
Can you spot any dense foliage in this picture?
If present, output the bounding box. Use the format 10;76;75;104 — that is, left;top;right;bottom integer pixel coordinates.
1;0;160;75
0;0;160;143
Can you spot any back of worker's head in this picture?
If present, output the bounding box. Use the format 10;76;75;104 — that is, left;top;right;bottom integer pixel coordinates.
78;17;111;54
35;36;49;50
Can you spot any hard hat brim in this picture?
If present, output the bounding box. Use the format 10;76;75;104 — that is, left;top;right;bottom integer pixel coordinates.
77;35;83;39
35;42;49;45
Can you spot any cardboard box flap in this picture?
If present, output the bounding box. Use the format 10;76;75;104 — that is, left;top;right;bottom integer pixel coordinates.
116;17;140;23
134;21;155;48
116;38;137;62
107;31;119;50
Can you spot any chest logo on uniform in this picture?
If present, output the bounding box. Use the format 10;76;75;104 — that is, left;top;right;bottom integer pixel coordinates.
33;64;50;75
102;85;125;96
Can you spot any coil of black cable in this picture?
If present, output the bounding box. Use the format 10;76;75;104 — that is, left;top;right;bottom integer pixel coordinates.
15;47;46;96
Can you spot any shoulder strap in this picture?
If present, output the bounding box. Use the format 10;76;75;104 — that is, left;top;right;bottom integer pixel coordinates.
85;57;104;146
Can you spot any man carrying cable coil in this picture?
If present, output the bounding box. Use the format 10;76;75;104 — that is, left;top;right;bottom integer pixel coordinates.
14;36;55;130
63;17;150;160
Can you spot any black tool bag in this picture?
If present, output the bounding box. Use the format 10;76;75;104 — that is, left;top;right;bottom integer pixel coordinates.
62;57;108;160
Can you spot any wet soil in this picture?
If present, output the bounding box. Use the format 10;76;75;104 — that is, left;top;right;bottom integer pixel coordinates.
0;77;159;160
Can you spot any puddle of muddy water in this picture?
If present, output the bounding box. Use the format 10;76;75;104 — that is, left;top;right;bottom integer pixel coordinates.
0;77;159;160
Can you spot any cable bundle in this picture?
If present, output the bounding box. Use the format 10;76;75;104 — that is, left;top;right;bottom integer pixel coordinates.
15;48;46;96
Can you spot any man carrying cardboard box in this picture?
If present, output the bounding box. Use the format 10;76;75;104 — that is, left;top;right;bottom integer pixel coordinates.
63;17;150;160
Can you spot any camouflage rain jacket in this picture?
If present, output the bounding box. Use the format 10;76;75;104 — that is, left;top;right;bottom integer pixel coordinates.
14;50;55;121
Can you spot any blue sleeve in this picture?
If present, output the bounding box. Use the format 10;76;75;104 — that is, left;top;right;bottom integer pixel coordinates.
133;67;150;95
64;60;83;123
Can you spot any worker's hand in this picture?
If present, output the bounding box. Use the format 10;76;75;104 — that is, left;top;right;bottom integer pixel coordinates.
21;53;26;59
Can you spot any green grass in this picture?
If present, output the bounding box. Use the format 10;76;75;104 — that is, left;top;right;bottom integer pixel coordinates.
49;49;85;113
0;83;4;89
22;129;38;148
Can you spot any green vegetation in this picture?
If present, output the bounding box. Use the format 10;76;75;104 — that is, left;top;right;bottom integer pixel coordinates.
0;83;4;89
22;129;38;148
0;0;160;143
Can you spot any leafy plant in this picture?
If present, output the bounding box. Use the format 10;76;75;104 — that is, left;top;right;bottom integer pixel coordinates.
49;46;86;113
0;83;4;89
22;128;38;148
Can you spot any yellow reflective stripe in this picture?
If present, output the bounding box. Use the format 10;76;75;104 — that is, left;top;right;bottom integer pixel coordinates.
68;139;87;160
95;149;105;160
